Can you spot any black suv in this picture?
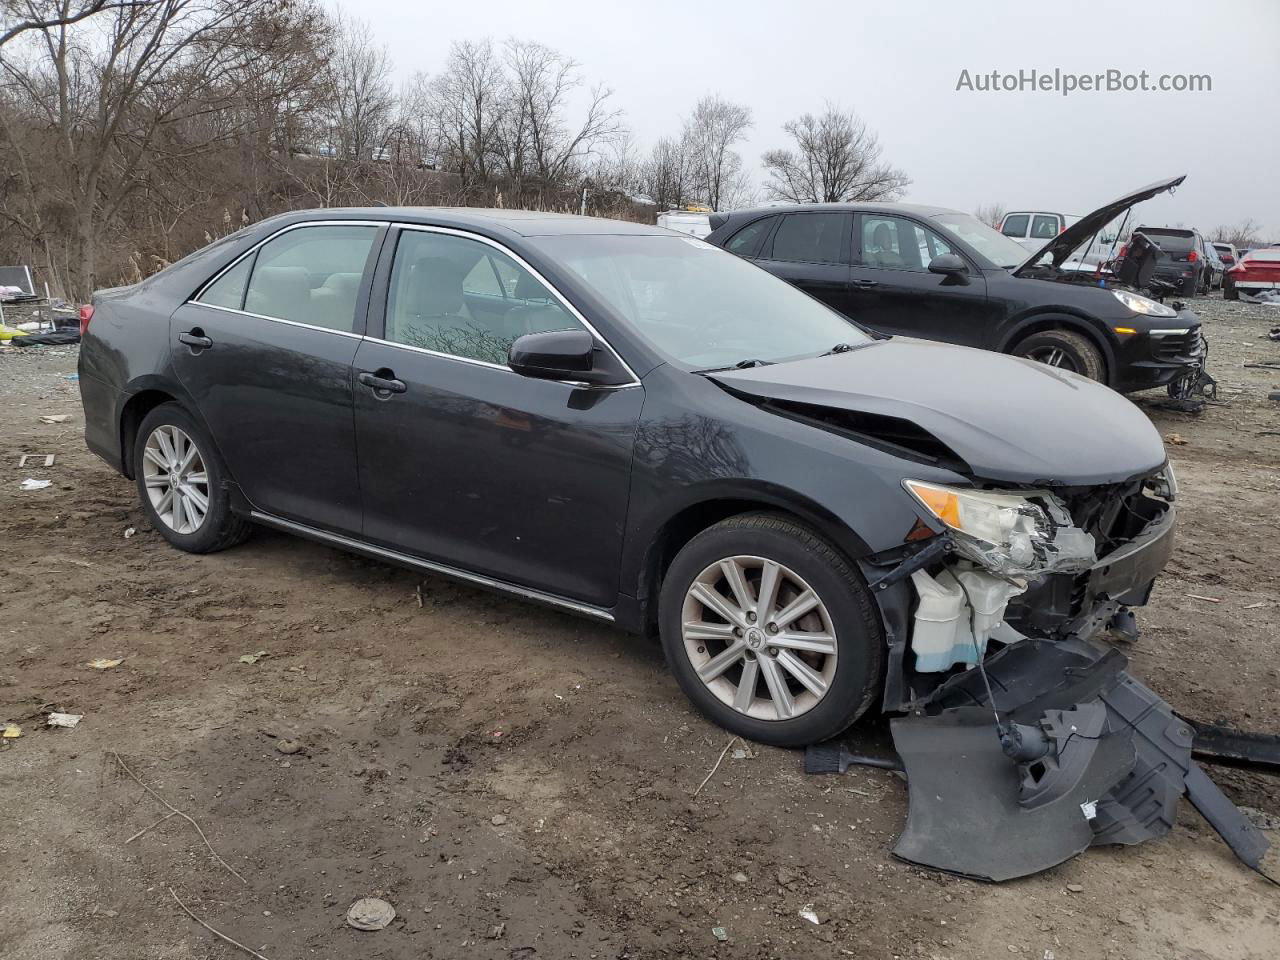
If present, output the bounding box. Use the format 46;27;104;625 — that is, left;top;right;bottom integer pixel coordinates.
706;176;1204;394
1135;226;1214;295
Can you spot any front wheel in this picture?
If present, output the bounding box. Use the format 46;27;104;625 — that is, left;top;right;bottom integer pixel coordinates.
1012;329;1106;382
133;403;250;553
658;513;884;747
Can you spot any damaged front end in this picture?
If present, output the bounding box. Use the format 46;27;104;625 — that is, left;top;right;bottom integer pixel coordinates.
859;464;1272;881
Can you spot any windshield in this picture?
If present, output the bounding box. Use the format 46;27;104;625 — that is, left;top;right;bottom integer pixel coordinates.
530;235;871;368
1138;229;1195;254
929;213;1029;269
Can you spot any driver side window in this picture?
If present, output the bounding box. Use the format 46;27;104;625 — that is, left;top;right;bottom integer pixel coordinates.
860;216;953;272
384;230;584;365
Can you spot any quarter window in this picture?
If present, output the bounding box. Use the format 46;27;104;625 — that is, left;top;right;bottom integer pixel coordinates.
725;216;775;256
385;230;584;365
241;225;378;332
196;256;252;310
768;213;848;264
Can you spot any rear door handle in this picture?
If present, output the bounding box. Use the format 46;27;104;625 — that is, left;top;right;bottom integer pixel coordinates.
852;279;879;288
358;371;407;395
178;330;213;349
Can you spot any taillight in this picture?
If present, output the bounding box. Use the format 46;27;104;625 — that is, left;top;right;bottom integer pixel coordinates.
1186;250;1198;263
79;304;94;335
1118;243;1128;258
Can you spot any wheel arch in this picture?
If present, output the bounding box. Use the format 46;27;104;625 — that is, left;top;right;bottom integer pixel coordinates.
999;312;1115;386
117;376;212;480
630;485;871;637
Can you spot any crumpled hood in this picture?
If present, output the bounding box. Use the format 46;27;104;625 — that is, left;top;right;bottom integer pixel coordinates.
710;339;1167;486
1014;174;1186;276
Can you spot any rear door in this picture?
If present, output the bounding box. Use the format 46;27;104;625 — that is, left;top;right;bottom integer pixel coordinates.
847;213;994;347
753;212;854;317
172;221;383;534
350;225;644;608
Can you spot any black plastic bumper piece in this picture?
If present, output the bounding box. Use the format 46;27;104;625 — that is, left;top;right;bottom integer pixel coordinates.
888;638;1271;881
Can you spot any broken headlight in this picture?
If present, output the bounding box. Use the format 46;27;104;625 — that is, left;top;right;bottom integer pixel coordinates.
903;481;1097;579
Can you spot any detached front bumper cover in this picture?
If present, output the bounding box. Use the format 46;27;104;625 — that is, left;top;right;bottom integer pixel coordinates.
888;637;1271;882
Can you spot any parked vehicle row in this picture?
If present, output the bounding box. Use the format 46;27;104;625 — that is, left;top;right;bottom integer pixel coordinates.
706;176;1206;394
78;205;1178;748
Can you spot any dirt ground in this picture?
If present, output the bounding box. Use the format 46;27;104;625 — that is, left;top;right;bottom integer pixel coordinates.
2;295;1278;960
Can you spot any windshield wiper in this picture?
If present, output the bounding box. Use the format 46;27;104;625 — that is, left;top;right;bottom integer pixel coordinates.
692;358;773;374
823;343;857;356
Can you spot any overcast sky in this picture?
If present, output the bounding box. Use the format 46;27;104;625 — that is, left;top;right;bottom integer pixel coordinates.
345;0;1279;237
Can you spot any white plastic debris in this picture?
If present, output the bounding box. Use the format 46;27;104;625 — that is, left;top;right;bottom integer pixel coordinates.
123;527;136;539
47;713;82;728
20;478;51;491
799;904;820;925
87;657;123;669
346;897;395;931
39;414;71;424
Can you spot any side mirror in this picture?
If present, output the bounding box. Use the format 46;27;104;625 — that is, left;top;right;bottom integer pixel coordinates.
928;253;969;284
508;329;607;385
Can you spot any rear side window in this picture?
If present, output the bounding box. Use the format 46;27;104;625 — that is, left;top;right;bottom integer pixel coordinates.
242;225;378;332
725;217;775;256
768;213;847;264
197;256;251;310
1001;214;1029;238
1030;215;1059;239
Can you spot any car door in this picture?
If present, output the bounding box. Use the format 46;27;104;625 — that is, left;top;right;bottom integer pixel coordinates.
172;221;384;534
848;213;995;347
753;212;854;318
351;225;644;608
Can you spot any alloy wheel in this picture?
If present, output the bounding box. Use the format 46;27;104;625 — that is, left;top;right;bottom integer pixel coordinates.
681;555;838;721
141;424;210;535
1026;346;1077;371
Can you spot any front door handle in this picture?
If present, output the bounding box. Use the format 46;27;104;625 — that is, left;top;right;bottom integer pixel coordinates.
358;370;407;396
852;279;879;288
178;330;213;350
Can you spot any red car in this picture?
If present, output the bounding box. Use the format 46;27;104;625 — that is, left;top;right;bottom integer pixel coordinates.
1225;247;1280;301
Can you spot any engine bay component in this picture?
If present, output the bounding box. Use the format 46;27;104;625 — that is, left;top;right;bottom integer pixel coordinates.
908;565;1025;672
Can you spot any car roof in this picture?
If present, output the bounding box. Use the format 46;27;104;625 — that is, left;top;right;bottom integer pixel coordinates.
724;201;963;220
277;206;669;238
1136;225;1197;234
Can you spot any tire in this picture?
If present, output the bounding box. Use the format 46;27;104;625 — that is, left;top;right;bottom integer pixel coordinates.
1224;278;1238;301
1181;275;1197;297
1011;328;1106;382
132;402;250;553
658;512;884;747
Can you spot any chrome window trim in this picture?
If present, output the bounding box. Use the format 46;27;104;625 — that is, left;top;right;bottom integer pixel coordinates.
387;222;642;387
189;302;366;340
250;510;615;622
188;219;386;322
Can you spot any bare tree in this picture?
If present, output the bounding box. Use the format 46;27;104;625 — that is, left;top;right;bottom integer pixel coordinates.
0;0;155;47
683;94;751;210
425;38;505;193
324;13;392;162
1210;218;1263;248
762;105;908;204
975;202;1006;228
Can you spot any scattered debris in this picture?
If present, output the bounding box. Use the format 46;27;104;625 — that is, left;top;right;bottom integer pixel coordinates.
1239;807;1280;831
17;453;54;467
20;478;51;490
694;735;740;796
64;373;79;381
47;712;82;728
87;657;124;669
170;887;273;960
711;926;728;941
491;814;509;826
1065;883;1084;893
237;651;268;664
731;871;749;883
111;751;246;884
123;527;136;539
798;905;821;925
275;739;303;755
488;922;506;939
1164;433;1187;445
1186;594;1222;604
38;413;70;424
346;897;395;931
3;724;21;739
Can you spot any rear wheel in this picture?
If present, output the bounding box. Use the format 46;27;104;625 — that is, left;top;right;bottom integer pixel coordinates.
1012;329;1106;382
658;513;883;747
1224;278;1238;301
133;403;250;553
